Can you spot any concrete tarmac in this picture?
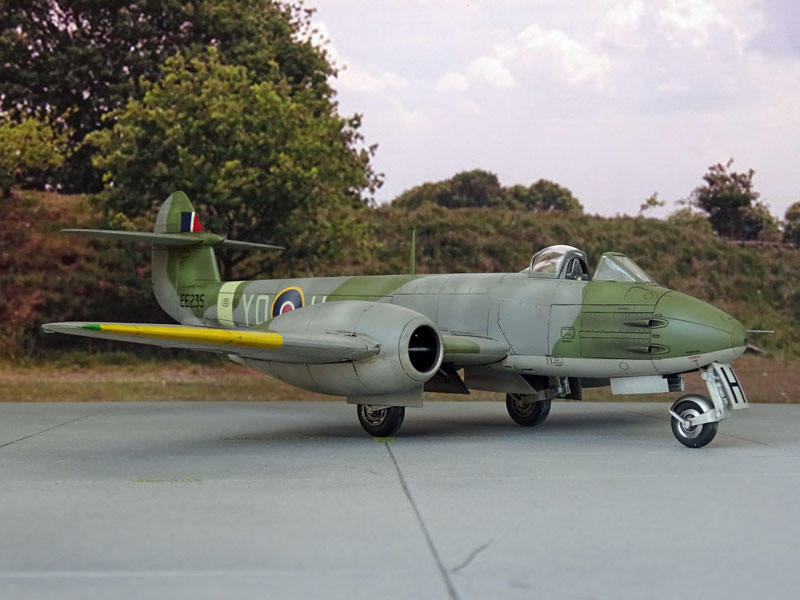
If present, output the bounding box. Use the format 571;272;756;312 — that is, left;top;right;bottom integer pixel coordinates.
1;401;799;600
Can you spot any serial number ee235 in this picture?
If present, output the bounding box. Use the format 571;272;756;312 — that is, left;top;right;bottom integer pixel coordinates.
179;293;205;309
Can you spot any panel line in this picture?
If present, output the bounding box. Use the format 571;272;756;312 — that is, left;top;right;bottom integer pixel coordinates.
385;442;458;600
0;405;119;449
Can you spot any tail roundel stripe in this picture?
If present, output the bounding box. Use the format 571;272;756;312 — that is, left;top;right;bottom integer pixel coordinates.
180;211;203;233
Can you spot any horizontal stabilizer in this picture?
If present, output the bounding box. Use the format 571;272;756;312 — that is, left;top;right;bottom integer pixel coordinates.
62;229;283;251
42;322;378;364
63;229;208;247
218;239;285;252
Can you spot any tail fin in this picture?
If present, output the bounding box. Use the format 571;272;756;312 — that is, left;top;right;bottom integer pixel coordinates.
63;191;282;325
154;191;205;234
152;192;220;324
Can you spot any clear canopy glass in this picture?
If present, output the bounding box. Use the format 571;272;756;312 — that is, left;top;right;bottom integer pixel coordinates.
529;245;573;277
525;245;590;280
593;253;655;283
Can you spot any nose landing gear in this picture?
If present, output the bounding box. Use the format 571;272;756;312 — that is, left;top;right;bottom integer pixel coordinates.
668;362;748;448
670;395;719;448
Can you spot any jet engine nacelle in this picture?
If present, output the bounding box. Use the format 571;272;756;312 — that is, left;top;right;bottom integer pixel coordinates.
240;301;443;405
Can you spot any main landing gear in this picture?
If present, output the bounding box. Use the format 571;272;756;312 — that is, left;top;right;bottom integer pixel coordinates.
505;376;570;428
506;394;551;427
357;404;405;437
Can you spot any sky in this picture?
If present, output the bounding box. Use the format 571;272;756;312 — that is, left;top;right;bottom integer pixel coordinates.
311;0;800;218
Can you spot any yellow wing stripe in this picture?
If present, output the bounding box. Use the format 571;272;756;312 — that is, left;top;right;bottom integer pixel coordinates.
86;324;283;349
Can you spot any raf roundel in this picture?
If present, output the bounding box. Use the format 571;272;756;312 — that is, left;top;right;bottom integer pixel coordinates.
271;287;305;317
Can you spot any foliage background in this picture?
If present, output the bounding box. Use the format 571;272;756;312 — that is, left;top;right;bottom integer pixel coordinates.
3;190;799;362
1;0;797;366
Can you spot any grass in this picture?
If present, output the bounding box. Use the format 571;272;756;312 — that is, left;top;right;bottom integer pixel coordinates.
2;356;798;403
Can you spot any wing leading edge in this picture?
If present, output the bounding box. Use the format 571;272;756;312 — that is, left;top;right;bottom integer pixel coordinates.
42;323;508;368
42;322;379;364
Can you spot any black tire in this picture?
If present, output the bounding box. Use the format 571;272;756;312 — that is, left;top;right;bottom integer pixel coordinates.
506;394;551;427
357;405;405;437
670;398;718;448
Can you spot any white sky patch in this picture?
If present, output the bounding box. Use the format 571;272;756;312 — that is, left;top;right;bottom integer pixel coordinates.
517;25;611;87
312;1;800;218
467;56;516;88
459;99;483;116
337;65;408;94
656;78;693;94
596;0;647;49
386;96;424;128
310;20;407;94
436;71;470;92
492;42;518;62
658;0;723;41
657;0;751;51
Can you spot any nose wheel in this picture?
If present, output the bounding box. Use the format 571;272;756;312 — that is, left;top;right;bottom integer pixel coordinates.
667;364;748;448
670;396;718;448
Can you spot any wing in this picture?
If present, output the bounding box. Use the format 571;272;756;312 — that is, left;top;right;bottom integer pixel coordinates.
43;323;507;367
42;322;378;364
440;334;507;366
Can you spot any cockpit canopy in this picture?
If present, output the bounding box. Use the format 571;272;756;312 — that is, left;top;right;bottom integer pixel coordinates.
523;245;655;283
593;253;655;283
526;245;590;280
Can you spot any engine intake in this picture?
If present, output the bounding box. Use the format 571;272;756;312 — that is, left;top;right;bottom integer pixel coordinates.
408;325;440;373
241;301;444;400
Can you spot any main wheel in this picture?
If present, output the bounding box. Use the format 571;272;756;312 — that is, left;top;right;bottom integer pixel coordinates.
506;394;551;427
671;397;718;448
357;405;405;437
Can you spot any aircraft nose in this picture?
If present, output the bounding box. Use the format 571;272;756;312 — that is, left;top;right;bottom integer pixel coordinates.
730;321;748;357
655;292;746;359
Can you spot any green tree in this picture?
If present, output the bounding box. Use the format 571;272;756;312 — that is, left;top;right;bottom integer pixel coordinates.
690;160;775;240
0;0;334;192
506;179;583;212
442;169;505;208
0;115;68;197
638;192;665;215
87;48;378;280
785;202;800;245
392;170;505;209
392;181;450;210
393;171;582;212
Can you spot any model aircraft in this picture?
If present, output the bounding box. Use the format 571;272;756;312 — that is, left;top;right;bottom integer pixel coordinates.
43;192;750;447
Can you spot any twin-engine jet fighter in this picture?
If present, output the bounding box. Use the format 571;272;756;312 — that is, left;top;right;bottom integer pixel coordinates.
44;192;750;447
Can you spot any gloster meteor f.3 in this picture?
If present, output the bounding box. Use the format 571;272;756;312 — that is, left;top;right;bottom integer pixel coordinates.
44;192;750;447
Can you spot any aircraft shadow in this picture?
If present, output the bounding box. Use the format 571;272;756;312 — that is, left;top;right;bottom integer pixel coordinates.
220;410;655;442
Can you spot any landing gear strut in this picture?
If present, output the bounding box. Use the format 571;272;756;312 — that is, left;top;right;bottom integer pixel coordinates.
357;404;405;437
506;394;551;427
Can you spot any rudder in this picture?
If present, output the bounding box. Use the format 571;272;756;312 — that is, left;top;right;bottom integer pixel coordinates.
152;192;220;324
